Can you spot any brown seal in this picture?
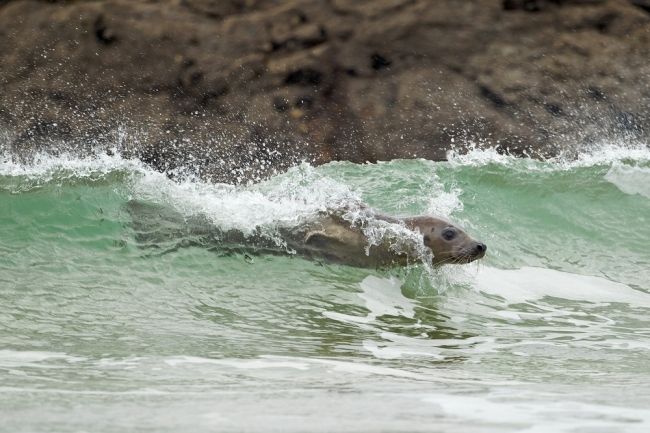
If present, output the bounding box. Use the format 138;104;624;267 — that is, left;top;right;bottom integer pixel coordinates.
284;211;486;268
127;200;486;268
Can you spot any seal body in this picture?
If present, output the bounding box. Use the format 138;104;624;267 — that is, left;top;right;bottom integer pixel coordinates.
127;201;486;268
281;212;486;268
281;214;393;268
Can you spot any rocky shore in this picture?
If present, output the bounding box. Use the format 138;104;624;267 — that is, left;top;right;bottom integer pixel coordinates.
1;0;649;181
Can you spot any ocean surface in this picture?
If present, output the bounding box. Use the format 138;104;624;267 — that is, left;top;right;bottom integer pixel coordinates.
1;143;649;432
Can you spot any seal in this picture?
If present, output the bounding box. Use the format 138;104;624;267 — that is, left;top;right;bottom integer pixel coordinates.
126;201;486;268
282;211;486;268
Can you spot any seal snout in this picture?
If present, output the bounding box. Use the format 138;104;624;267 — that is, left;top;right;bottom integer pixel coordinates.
467;241;487;262
446;241;487;264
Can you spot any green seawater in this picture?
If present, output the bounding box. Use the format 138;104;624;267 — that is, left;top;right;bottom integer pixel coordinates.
1;145;649;432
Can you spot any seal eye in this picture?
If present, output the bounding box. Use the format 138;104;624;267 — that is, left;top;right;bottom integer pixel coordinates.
442;228;456;241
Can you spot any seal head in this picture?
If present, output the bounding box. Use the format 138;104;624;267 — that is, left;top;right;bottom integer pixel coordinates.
405;216;486;265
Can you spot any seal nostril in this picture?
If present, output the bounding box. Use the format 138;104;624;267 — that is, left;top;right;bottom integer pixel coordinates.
476;243;486;253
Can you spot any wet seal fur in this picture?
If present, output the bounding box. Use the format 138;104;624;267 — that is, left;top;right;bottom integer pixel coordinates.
127;201;486;268
284;211;486;268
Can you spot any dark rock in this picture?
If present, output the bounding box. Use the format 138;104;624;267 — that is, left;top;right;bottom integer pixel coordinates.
0;0;649;183
504;0;607;12
630;0;650;13
284;68;323;86
94;15;117;45
370;53;392;71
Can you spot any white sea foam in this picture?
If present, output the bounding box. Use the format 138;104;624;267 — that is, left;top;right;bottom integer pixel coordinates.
604;162;650;198
164;355;423;379
164;356;311;371
0;149;153;178
474;266;650;306
563;141;650;168
447;141;650;170
447;144;520;167
132;162;362;234
323;275;416;326
0;350;85;368
423;391;650;433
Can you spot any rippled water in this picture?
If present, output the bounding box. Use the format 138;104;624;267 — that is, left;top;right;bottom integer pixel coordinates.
1;143;649;432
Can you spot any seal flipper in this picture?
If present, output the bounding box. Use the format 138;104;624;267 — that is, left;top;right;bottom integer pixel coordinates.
302;229;353;263
304;230;343;249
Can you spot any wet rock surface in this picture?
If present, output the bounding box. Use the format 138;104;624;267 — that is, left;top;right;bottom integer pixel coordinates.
0;0;649;182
